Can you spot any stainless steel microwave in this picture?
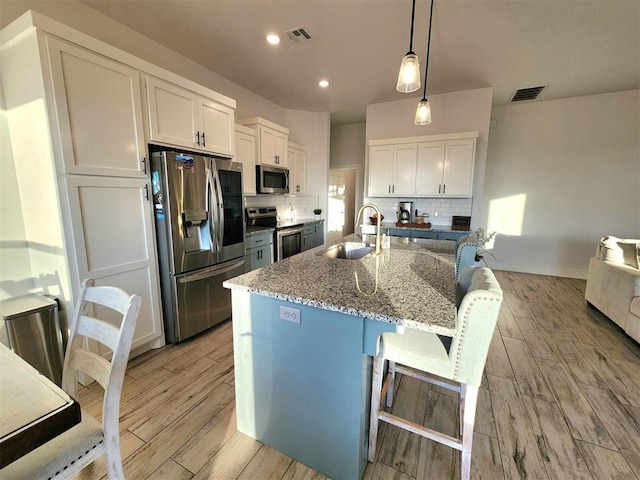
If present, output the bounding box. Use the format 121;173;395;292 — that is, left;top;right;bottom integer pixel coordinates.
256;164;289;194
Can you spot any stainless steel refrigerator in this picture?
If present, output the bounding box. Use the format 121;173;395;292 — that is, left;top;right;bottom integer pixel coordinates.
151;150;245;343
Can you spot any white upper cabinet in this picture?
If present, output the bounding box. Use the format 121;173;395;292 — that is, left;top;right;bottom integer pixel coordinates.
47;37;146;178
368;144;417;196
146;76;235;157
288;142;307;194
235;125;257;195
442;139;475;196
239;117;289;167
370;132;477;198
416;142;446;195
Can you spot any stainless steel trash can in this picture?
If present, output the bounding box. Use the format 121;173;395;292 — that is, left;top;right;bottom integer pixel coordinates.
0;294;64;386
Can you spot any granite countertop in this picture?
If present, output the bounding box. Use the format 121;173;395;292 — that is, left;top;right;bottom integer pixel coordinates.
380;222;470;234
245;226;275;236
224;235;457;335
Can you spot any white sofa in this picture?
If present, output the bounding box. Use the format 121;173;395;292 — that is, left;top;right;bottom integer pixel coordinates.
585;236;640;342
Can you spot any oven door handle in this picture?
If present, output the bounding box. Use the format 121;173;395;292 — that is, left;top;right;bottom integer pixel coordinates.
278;227;304;237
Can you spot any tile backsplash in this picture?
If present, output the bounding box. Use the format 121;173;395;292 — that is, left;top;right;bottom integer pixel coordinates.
364;197;472;227
244;195;320;221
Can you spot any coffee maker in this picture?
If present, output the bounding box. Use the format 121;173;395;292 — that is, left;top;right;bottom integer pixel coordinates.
398;201;413;224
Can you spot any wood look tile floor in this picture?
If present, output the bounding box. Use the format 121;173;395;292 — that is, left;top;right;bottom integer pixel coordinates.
74;271;640;479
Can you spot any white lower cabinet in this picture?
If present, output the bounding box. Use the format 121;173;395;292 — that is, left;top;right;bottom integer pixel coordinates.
370;133;477;198
288;142;307;194
65;176;164;352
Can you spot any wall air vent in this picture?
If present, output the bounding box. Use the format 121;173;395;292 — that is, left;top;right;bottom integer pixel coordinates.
509;85;547;102
284;26;313;45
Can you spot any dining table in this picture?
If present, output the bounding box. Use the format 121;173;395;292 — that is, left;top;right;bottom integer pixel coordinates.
0;343;81;469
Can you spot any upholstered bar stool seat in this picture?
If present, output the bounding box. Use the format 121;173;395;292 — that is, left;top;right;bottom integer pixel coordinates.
368;267;503;480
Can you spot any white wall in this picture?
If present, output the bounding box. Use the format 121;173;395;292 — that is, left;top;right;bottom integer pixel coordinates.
285;109;331;225
0;82;34;301
365;87;493;228
483;89;640;278
330;122;366;213
0;0;287;124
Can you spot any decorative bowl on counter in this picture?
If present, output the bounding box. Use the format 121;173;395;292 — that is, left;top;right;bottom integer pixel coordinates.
369;215;384;224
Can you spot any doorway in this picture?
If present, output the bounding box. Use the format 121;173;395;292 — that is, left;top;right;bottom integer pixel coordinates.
328;168;356;243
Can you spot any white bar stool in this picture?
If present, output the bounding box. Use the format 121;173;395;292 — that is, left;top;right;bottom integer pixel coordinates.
368;267;503;480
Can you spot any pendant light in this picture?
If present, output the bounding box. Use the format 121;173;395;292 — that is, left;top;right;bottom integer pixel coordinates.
415;0;435;125
396;0;421;93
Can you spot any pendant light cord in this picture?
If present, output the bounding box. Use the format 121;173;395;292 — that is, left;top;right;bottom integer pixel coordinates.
422;0;435;100
408;0;417;53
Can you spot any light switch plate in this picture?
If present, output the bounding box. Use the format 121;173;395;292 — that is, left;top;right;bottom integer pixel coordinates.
280;306;301;324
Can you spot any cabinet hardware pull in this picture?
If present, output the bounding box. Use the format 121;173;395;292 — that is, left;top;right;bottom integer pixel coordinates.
255;239;264;243
144;184;149;200
196;131;201;145
141;157;147;174
443;184;446;194
388;185;391;193
202;132;206;147
439;184;441;194
392;185;395;193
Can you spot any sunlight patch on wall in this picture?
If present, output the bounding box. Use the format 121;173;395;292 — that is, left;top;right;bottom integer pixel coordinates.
487;194;526;236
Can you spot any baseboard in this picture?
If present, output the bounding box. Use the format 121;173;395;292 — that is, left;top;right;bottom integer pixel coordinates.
486;260;588;280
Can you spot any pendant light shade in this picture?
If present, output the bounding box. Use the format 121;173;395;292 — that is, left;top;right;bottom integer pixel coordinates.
415;99;432;125
397;53;421;93
396;0;420;93
415;0;435;125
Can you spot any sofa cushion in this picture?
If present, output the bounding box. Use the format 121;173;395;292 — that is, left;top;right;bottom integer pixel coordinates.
600;236;624;263
616;240;640;269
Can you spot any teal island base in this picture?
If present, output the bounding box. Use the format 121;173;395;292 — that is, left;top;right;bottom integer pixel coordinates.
231;291;401;480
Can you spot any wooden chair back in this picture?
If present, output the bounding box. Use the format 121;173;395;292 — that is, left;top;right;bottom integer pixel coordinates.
61;279;141;454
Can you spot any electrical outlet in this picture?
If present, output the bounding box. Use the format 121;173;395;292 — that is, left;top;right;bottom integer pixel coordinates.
280;306;301;324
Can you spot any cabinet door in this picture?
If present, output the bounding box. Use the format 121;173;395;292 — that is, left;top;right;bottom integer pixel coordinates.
65;175;164;351
258;127;278;165
236;130;257;195
416;142;445;195
369;146;394;196
200;97;235;157
146;76;198;149
442;139;475;197
313;223;324;247
302;233;315;252
393;144;418;195
47;37;146;177
275;132;288;166
289;147;307;194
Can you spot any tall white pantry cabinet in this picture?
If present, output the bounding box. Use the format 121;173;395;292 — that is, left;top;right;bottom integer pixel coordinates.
0;12;235;356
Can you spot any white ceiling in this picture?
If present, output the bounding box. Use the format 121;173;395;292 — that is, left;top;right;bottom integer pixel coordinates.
22;1;640;124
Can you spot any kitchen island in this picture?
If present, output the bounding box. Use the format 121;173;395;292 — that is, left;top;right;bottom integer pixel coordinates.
223;236;457;479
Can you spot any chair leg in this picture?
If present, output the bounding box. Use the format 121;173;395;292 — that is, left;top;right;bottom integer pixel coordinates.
386;361;396;407
460;385;479;480
459;383;466;437
368;356;384;462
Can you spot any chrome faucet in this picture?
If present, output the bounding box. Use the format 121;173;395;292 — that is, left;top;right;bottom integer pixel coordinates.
355;203;383;255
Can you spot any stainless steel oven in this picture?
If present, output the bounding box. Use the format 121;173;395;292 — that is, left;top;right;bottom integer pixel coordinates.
276;226;303;261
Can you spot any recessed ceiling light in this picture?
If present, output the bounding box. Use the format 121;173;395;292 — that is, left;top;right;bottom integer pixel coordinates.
319;80;329;88
266;33;280;45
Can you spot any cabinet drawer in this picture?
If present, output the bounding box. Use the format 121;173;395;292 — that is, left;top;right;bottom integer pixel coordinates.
412;230;438;239
437;232;467;241
246;232;273;249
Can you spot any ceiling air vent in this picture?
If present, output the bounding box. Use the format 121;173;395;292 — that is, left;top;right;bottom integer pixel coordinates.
509;85;547;103
284;26;313;45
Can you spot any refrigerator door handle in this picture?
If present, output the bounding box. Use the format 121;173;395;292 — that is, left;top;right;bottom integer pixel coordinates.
212;162;225;252
205;166;217;253
177;259;245;283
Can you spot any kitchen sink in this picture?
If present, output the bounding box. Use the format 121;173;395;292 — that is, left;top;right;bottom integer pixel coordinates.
322;242;374;260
